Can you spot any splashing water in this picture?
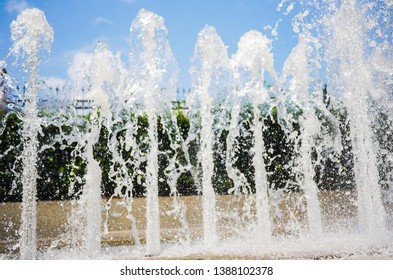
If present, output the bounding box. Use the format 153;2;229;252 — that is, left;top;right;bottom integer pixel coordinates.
324;0;388;238
189;25;232;247
231;30;276;241
9;8;54;260
1;1;392;259
129;9;178;255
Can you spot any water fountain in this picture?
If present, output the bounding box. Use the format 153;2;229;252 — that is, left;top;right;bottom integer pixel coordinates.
0;0;392;260
325;0;387;238
189;25;230;248
230;30;276;241
8;8;54;260
128;9;179;256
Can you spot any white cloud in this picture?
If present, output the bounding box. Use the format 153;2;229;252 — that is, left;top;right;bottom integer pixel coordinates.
6;0;30;14
94;17;113;26
67;52;93;81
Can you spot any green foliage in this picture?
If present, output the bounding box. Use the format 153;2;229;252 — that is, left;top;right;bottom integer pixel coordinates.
263;106;298;191
1;93;378;202
313;105;355;191
0;113;22;202
37;124;80;200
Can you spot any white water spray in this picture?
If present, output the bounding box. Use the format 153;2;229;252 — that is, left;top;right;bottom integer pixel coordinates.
325;0;387;237
10;8;53;259
1;2;392;260
231;30;276;240
281;35;324;236
129;9;178;255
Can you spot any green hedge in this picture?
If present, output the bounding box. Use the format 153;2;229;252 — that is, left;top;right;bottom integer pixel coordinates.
0;99;372;202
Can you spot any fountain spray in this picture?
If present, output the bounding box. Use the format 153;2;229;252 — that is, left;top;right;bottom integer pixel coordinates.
325;0;387;237
130;9;178;256
189;25;231;246
231;30;277;241
10;8;54;259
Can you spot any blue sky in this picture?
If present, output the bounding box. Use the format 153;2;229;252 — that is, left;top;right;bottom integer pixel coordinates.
0;0;299;89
